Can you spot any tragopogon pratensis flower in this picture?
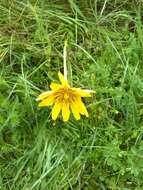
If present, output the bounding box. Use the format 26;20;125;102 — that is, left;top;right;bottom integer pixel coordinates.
37;72;94;122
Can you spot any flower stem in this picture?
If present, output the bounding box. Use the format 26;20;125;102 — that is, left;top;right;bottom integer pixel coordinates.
63;40;67;80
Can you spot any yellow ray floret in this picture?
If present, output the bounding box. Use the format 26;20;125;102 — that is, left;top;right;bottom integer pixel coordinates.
37;72;95;122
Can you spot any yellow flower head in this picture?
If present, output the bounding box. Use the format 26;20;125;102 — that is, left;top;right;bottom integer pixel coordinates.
37;72;94;122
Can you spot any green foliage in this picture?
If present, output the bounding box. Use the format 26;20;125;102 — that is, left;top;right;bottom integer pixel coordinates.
0;0;143;189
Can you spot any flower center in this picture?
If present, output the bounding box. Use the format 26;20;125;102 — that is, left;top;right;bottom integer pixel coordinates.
55;87;77;102
64;93;69;99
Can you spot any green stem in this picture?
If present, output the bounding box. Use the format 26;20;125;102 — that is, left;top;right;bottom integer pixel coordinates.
63;40;67;80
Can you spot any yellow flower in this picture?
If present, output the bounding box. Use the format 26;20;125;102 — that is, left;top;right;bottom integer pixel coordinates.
37;72;94;122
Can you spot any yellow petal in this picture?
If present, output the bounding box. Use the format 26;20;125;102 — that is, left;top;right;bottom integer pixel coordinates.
76;98;89;117
36;91;52;101
52;102;62;120
62;102;70;122
38;95;54;107
50;82;61;91
58;72;68;86
70;101;80;120
74;88;95;97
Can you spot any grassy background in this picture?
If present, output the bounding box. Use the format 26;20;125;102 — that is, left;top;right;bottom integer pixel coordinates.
0;0;143;189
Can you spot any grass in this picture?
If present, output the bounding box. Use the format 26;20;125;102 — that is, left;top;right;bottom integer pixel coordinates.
0;0;143;189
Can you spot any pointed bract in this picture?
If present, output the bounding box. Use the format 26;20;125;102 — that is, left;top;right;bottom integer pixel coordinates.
58;72;69;86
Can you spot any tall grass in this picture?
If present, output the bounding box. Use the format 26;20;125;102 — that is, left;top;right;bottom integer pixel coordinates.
0;0;143;189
